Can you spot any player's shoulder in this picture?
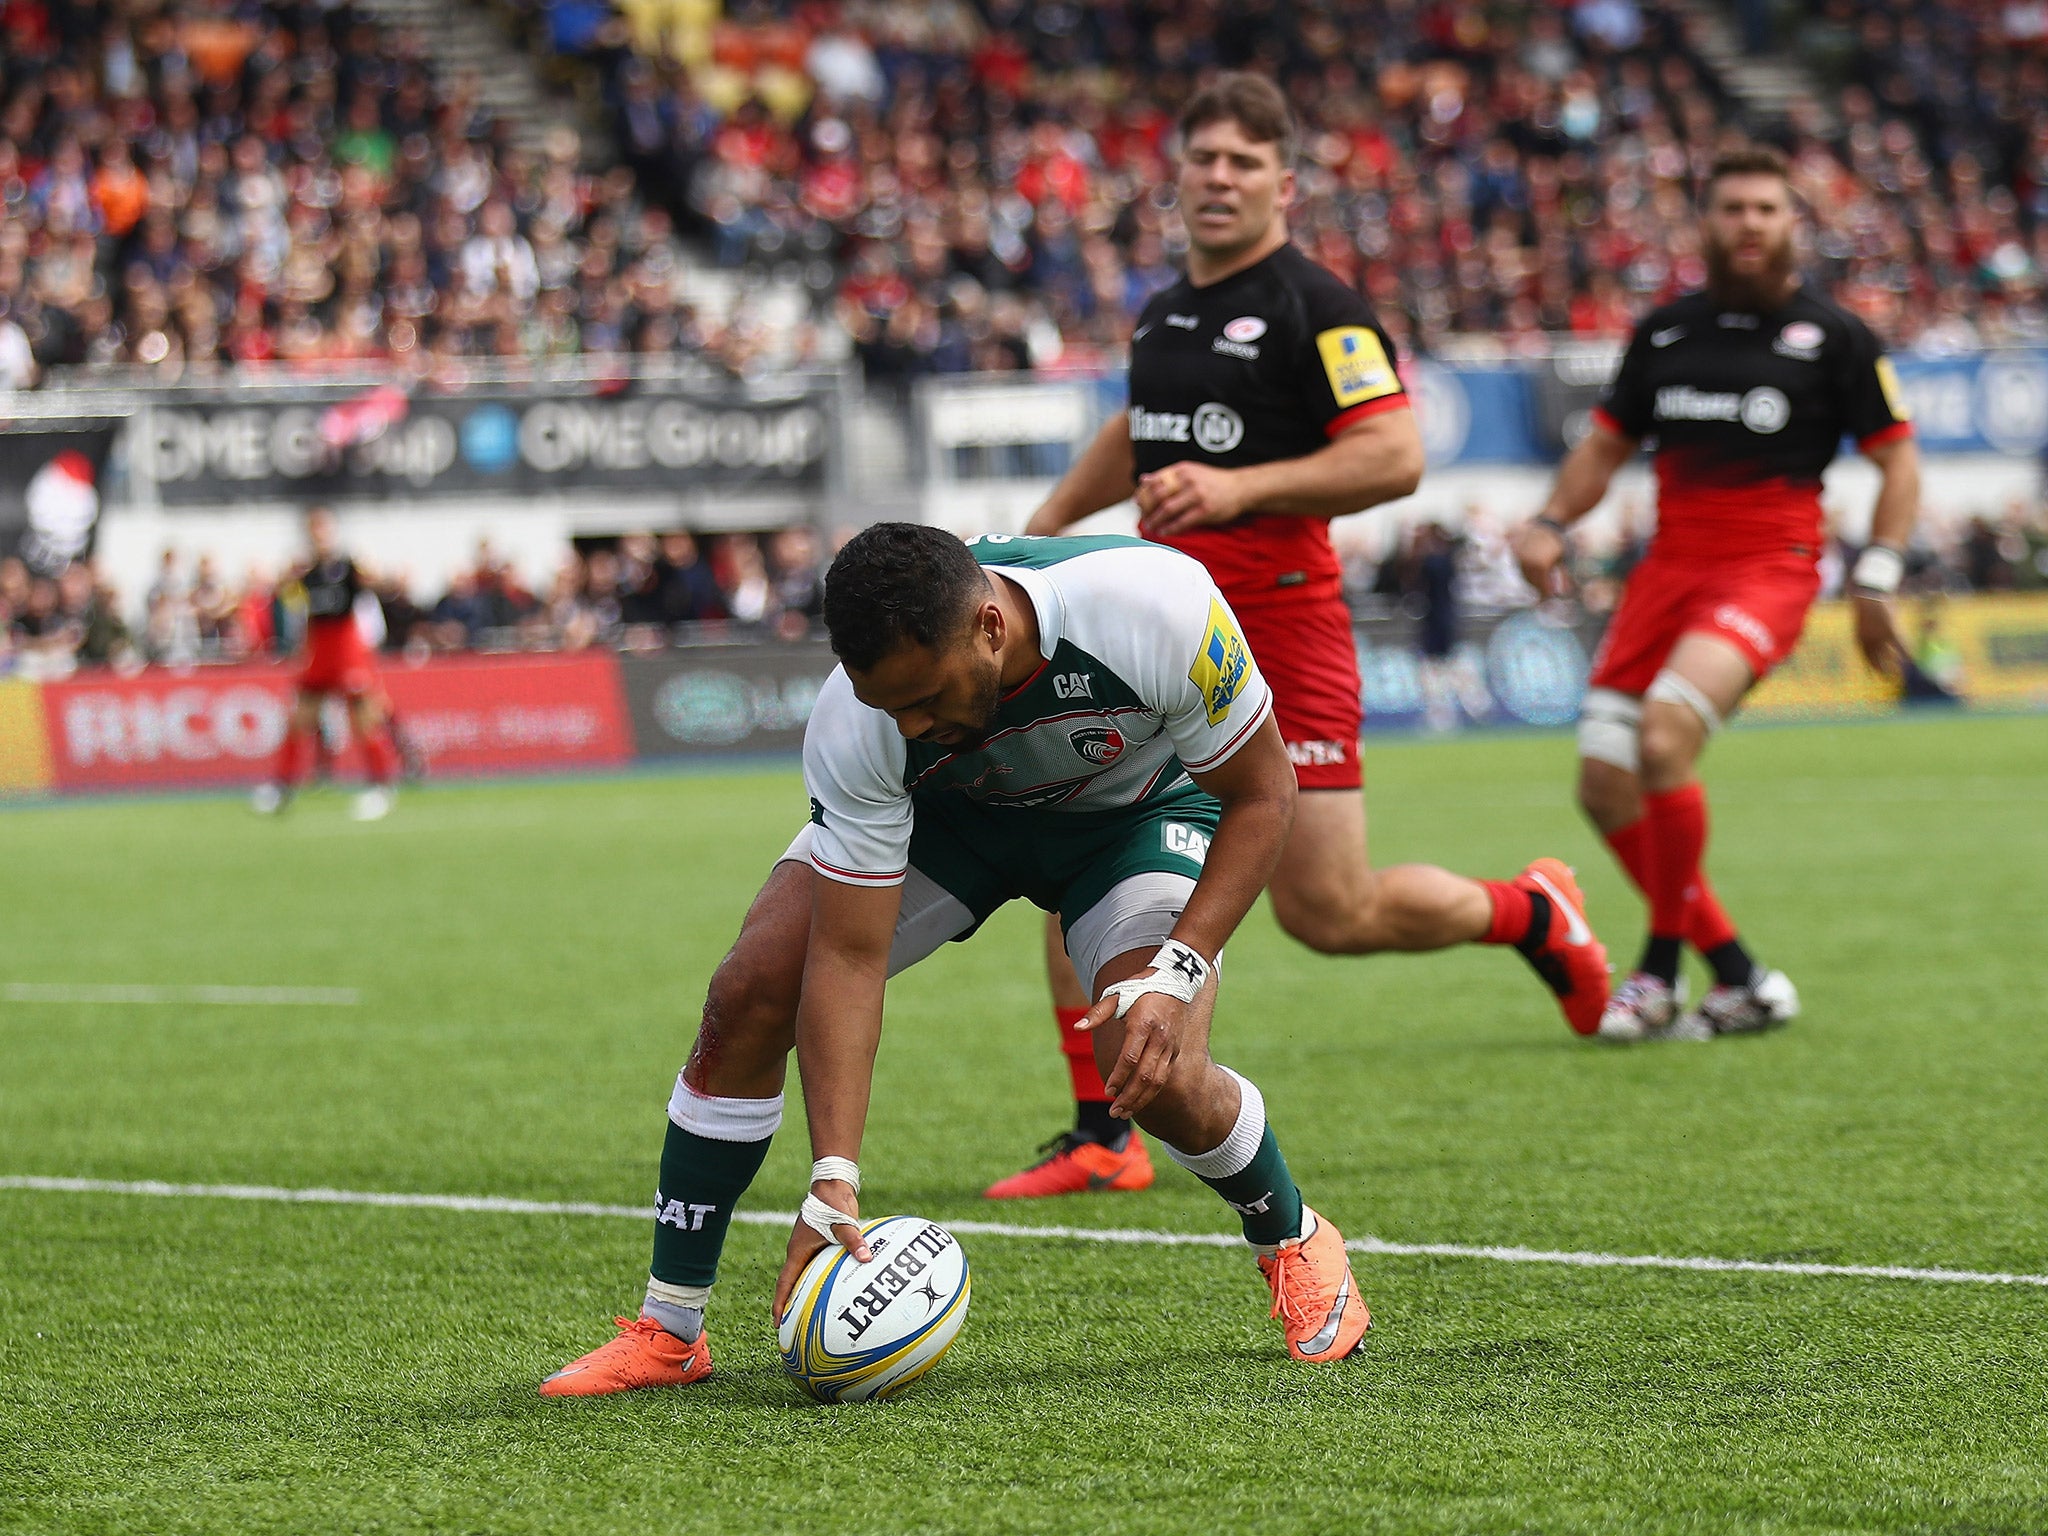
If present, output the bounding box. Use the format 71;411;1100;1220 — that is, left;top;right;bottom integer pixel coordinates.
1786;287;1883;352
805;666;903;770
1265;244;1373;327
1135;274;1193;326
977;533;1215;611
1629;291;1713;337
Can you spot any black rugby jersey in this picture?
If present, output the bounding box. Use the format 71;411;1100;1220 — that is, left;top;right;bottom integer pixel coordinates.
297;556;364;627
1128;243;1409;602
1594;285;1911;561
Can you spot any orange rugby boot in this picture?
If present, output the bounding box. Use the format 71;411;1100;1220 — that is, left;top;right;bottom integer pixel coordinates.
1513;858;1611;1035
1259;1206;1371;1362
539;1315;712;1397
982;1131;1155;1199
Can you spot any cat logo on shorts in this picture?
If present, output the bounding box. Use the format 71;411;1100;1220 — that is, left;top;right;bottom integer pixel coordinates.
1189;599;1251;726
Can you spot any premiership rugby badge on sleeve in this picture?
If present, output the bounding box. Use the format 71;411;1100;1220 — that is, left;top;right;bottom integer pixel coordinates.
1315;327;1400;408
1189;599;1252;726
1874;356;1911;421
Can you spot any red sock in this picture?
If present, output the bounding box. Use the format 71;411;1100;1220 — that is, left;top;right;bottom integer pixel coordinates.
1478;880;1533;945
1603;818;1653;897
1642;783;1709;939
1609;813;1738;951
274;727;315;788
361;722;400;786
1057;1005;1110;1103
1687;878;1738;953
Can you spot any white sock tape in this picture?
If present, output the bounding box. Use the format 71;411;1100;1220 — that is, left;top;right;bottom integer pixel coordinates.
1101;938;1211;1019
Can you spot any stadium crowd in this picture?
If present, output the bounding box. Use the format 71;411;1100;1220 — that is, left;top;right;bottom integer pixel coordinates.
0;524;829;677
7;499;2046;679
566;0;2048;379
0;0;802;383
3;0;2045;388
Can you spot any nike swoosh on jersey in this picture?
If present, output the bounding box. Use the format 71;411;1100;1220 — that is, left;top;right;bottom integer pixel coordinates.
1650;326;1686;348
1527;868;1593;947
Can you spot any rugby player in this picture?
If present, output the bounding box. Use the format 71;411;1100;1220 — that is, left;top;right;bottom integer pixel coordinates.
540;525;1372;1395
996;73;1609;1198
1515;146;1918;1041
252;507;404;821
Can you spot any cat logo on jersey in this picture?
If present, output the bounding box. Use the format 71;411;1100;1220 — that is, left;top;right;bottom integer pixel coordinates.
1874;356;1911;422
1189;599;1251;726
1315;327;1400;409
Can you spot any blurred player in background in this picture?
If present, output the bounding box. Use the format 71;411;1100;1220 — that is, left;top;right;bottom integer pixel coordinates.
1516;146;1919;1042
252;506;406;821
1001;73;1610;1199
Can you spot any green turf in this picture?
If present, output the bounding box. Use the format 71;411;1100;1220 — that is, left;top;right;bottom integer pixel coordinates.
3;716;2046;1534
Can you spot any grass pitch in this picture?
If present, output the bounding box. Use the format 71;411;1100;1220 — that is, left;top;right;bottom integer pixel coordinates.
3;716;2046;1534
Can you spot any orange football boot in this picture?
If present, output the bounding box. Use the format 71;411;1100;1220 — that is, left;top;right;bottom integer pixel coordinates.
539;1315;712;1397
1259;1206;1371;1362
982;1131;1155;1199
1513;857;1611;1035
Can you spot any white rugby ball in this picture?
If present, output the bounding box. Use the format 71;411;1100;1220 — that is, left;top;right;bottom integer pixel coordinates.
777;1215;970;1403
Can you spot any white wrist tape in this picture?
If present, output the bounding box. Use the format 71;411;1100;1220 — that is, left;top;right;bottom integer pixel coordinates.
1101;939;1211;1020
800;1193;859;1244
810;1156;860;1192
1852;545;1904;594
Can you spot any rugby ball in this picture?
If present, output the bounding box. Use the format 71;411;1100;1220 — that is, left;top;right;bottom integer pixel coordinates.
777;1215;970;1403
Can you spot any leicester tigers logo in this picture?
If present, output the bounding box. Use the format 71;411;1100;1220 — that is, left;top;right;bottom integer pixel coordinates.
1068;725;1126;765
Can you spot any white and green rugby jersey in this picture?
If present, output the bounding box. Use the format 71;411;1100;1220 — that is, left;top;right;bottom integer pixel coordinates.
803;534;1273;887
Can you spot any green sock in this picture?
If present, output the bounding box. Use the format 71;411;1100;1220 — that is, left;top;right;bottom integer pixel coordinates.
649;1093;780;1289
1195;1124;1306;1248
1163;1069;1306;1248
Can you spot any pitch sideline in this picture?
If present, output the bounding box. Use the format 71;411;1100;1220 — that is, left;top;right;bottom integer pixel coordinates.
3;1174;2042;1290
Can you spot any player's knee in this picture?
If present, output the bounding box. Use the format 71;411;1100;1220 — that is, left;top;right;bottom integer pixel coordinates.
1637;702;1704;784
1576;759;1639;829
689;952;797;1084
1270;886;1370;954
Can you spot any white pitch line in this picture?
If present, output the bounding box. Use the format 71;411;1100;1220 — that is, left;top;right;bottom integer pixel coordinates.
2;984;361;1007
2;1175;2042;1291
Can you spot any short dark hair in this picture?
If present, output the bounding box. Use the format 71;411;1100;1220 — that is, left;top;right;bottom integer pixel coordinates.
1177;72;1297;169
823;522;988;672
1705;145;1791;194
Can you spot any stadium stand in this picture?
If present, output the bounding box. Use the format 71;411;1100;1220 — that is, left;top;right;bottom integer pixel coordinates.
3;0;2045;682
0;0;795;376
552;0;2046;373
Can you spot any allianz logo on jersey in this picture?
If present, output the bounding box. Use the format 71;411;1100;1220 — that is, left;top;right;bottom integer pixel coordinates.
1654;385;1790;434
1130;402;1245;453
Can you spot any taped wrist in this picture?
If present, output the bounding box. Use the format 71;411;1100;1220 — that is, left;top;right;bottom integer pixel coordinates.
800;1157;860;1244
1852;545;1904;594
1101;939;1211;1020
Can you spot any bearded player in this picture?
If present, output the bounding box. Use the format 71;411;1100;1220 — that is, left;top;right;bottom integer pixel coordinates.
993;73;1610;1199
252;506;405;821
1515;146;1918;1041
539;525;1373;1396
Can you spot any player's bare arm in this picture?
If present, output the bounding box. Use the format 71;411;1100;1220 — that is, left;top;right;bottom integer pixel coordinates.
1850;433;1921;675
1083;714;1295;1118
1025;411;1137;534
772;875;899;1314
1515;421;1638;592
1137;409;1424;537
